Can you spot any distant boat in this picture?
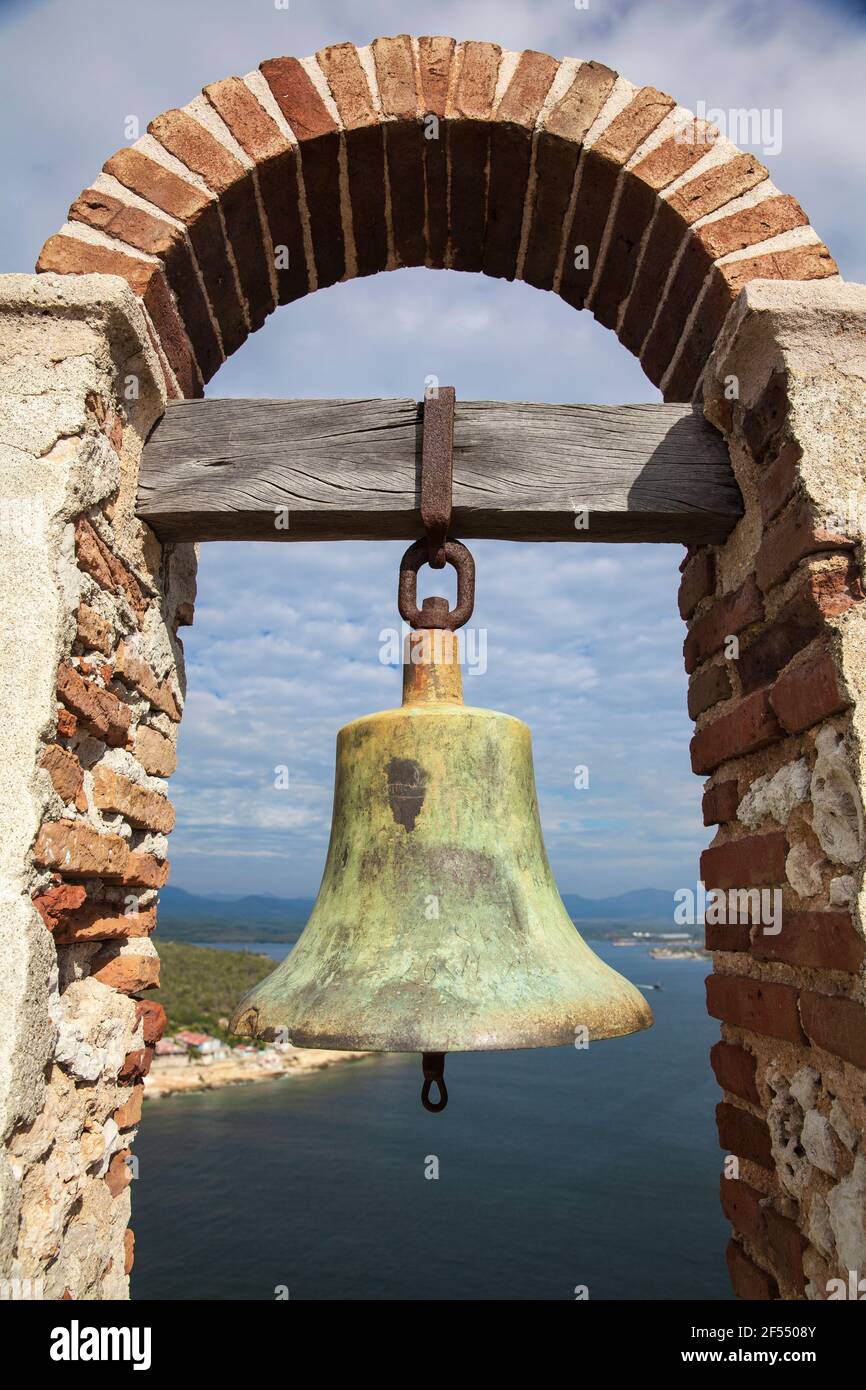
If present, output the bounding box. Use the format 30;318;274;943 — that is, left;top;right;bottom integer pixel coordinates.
638;982;663;992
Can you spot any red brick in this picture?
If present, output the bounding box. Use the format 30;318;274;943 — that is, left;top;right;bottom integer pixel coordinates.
701;832;788;890
664;268;739;401
204;76;309;306
590;172;659;330
716;1101;775;1167
56;663;131;747
618;201;684;354
115;1087;144;1129
136;998;168;1046
56;708;78;739
373;36;425;269
417;36;457;268
684;576;762;672
319;45;388;280
705;917;752;953
319;42;377;129
103;146;210;222
558;147;621;310
76;602;112;656
720;1174;765;1246
483;50;559;281
106;1149;133;1197
770;643;849;733
148;108;273;332
92;766;175;833
630;121;716;191
696;195;808;262
762;901;859;973
105;147;246;356
799;991;866;1068
117;1046;154;1082
68;188;222;380
92;948;160;993
726;1239;779;1299
667;153;769;225
37;235;202;397
260;57;344;290
53;904;156;944
32;881;88;931
446;42;502;273
688;663;732;720
417;35;454;117
40;745;85;810
723;242;838;298
149;108;248;194
710;1040;760;1104
134;725;177;777
641;234;715;389
703;780;740;827
561;89;672;312
737;563;860;696
594;87;675;163
707;973;805;1044
34;820;129;879
760;441;800;524
763;1206;806;1295
114;642;181;721
121;854;170;890
690;689;782;773
742;370;790;465
74;518;147;618
522;61;617;291
757;500;852;594
372;34;417;119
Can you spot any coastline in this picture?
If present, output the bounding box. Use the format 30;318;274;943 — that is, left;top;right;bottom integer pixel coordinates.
145;1046;370;1099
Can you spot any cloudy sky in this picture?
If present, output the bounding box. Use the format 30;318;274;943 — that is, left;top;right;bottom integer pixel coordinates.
3;0;864;899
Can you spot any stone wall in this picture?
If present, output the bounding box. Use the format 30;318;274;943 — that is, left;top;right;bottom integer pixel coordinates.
0;273;193;1298
692;280;866;1298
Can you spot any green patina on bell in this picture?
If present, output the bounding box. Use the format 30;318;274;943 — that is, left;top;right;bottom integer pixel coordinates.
230;601;653;1108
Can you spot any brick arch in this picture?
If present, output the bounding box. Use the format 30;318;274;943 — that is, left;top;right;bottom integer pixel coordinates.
38;36;837;402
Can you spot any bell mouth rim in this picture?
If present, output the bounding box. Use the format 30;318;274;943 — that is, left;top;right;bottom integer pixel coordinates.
228;1013;655;1051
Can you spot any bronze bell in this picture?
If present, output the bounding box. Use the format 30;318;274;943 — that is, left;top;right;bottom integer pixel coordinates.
231;602;653;1109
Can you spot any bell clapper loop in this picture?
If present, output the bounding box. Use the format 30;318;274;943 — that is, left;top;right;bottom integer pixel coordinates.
421;1052;448;1113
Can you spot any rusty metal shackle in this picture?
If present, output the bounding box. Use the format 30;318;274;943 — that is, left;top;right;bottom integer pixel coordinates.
398;538;475;630
398;385;475;630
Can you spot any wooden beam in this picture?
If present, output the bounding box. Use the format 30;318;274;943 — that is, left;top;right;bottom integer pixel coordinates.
137;398;741;544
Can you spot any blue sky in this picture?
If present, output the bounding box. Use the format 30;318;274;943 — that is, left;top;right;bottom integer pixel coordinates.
3;0;864;898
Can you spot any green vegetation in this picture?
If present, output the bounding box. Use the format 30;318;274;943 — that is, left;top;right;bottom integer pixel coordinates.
150;941;276;1041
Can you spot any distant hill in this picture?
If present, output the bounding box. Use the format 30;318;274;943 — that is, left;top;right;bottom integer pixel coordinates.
156;884;675;943
561;889;674;923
